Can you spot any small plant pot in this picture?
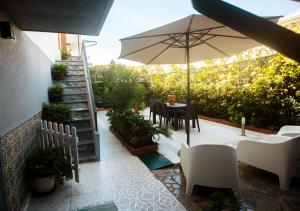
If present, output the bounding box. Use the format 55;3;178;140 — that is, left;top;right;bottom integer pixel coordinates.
33;176;55;194
167;95;176;105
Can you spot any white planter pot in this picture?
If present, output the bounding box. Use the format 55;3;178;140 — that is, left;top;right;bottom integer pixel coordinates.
33;176;55;193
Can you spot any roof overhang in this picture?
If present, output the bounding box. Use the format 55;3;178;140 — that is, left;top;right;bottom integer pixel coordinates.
0;0;114;35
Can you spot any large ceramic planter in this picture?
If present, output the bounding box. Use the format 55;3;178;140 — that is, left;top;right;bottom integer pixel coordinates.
167;95;176;105
110;127;158;155
33;176;55;194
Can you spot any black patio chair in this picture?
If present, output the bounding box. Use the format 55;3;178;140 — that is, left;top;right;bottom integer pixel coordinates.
179;103;200;132
149;99;160;120
155;102;173;128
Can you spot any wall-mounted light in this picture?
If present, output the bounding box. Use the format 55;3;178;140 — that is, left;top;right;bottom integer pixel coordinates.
241;116;246;136
0;21;15;40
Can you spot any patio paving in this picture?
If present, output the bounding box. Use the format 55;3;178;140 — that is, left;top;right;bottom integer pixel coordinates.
27;109;300;211
27;111;186;211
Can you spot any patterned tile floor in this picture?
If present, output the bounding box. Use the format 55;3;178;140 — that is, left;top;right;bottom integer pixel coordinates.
27;111;186;211
28;109;300;211
153;164;300;211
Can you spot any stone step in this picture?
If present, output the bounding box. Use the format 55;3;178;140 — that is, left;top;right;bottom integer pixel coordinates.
56;60;83;66
68;118;91;129
78;154;96;163
64;75;85;81
59;80;86;87
71;110;90;119
65;102;88;109
64;87;86;95
63;94;87;101
78;140;95;146
63;99;88;104
77;128;93;140
66;71;84;76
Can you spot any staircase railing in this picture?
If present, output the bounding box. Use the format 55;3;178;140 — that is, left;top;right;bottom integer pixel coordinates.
81;40;97;133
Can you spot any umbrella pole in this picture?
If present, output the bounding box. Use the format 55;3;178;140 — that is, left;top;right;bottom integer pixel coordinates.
186;32;191;146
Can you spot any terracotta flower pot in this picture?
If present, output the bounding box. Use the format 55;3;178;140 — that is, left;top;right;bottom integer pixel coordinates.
167;94;176;105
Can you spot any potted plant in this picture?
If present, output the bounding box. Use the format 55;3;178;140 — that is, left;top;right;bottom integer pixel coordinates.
51;64;68;81
107;110;170;154
42;103;72;124
132;83;146;112
25;147;72;194
48;83;64;103
61;47;72;60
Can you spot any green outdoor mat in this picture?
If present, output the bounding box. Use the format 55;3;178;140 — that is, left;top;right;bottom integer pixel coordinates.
77;202;118;211
138;152;173;170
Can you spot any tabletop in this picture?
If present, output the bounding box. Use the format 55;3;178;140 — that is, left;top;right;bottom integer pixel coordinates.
167;103;187;108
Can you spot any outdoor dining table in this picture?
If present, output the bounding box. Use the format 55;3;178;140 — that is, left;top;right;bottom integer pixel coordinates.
152;103;187;131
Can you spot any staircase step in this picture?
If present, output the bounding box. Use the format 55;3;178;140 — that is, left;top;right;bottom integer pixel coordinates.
77;129;93;140
64;75;85;81
56;60;83;65
66;102;88;109
64;87;86;95
63;94;87;101
78;140;95;146
71;111;89;119
67;71;84;76
63;92;87;96
71;108;89;112
79;154;96;162
69;118;91;129
64;100;88;104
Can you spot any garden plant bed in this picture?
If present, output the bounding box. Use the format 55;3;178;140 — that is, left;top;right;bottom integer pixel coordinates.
199;115;277;134
110;126;158;155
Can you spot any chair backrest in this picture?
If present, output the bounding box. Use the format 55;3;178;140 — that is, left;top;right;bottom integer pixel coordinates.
181;143;239;188
186;103;198;119
277;125;300;136
155;102;163;116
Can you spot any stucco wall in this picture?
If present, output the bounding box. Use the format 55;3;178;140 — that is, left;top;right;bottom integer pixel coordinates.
0;14;58;137
25;31;60;62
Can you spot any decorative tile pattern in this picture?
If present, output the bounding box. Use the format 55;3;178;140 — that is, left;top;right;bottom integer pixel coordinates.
153;164;300;211
0;113;41;211
28;111;186;211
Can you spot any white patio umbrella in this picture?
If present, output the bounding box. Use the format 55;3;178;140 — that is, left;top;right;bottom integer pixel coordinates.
119;14;275;146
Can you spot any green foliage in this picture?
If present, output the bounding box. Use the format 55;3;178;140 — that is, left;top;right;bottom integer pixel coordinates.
149;54;300;130
90;64;150;110
51;64;68;80
25;147;72;186
132;83;147;110
61;47;71;60
107;110;170;147
42;103;71;124
48;83;64;103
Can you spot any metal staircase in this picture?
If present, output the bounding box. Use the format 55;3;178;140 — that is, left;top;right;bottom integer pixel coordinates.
56;41;99;162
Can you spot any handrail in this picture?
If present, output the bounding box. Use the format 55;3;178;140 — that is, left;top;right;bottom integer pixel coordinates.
81;40;98;132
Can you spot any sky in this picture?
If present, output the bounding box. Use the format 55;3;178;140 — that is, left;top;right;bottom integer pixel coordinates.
83;0;300;66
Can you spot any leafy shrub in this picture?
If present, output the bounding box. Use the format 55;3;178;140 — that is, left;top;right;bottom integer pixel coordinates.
107;110;170;147
25;146;72;186
90;64;150;109
61;47;71;60
91;53;300;130
51;64;68;80
48;83;64;103
42;103;71;124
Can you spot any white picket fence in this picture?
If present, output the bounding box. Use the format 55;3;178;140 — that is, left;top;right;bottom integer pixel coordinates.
39;120;79;183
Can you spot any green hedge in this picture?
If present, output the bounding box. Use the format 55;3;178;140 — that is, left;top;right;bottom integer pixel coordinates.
91;54;300;130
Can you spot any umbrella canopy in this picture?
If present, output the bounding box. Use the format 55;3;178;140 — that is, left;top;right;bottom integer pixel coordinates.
119;14;264;64
119;14;276;145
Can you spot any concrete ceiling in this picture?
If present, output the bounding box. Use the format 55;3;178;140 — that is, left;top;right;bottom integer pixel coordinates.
0;0;114;35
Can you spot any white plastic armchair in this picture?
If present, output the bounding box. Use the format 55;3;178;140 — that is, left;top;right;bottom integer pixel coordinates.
237;135;300;190
180;143;241;199
277;125;300;137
